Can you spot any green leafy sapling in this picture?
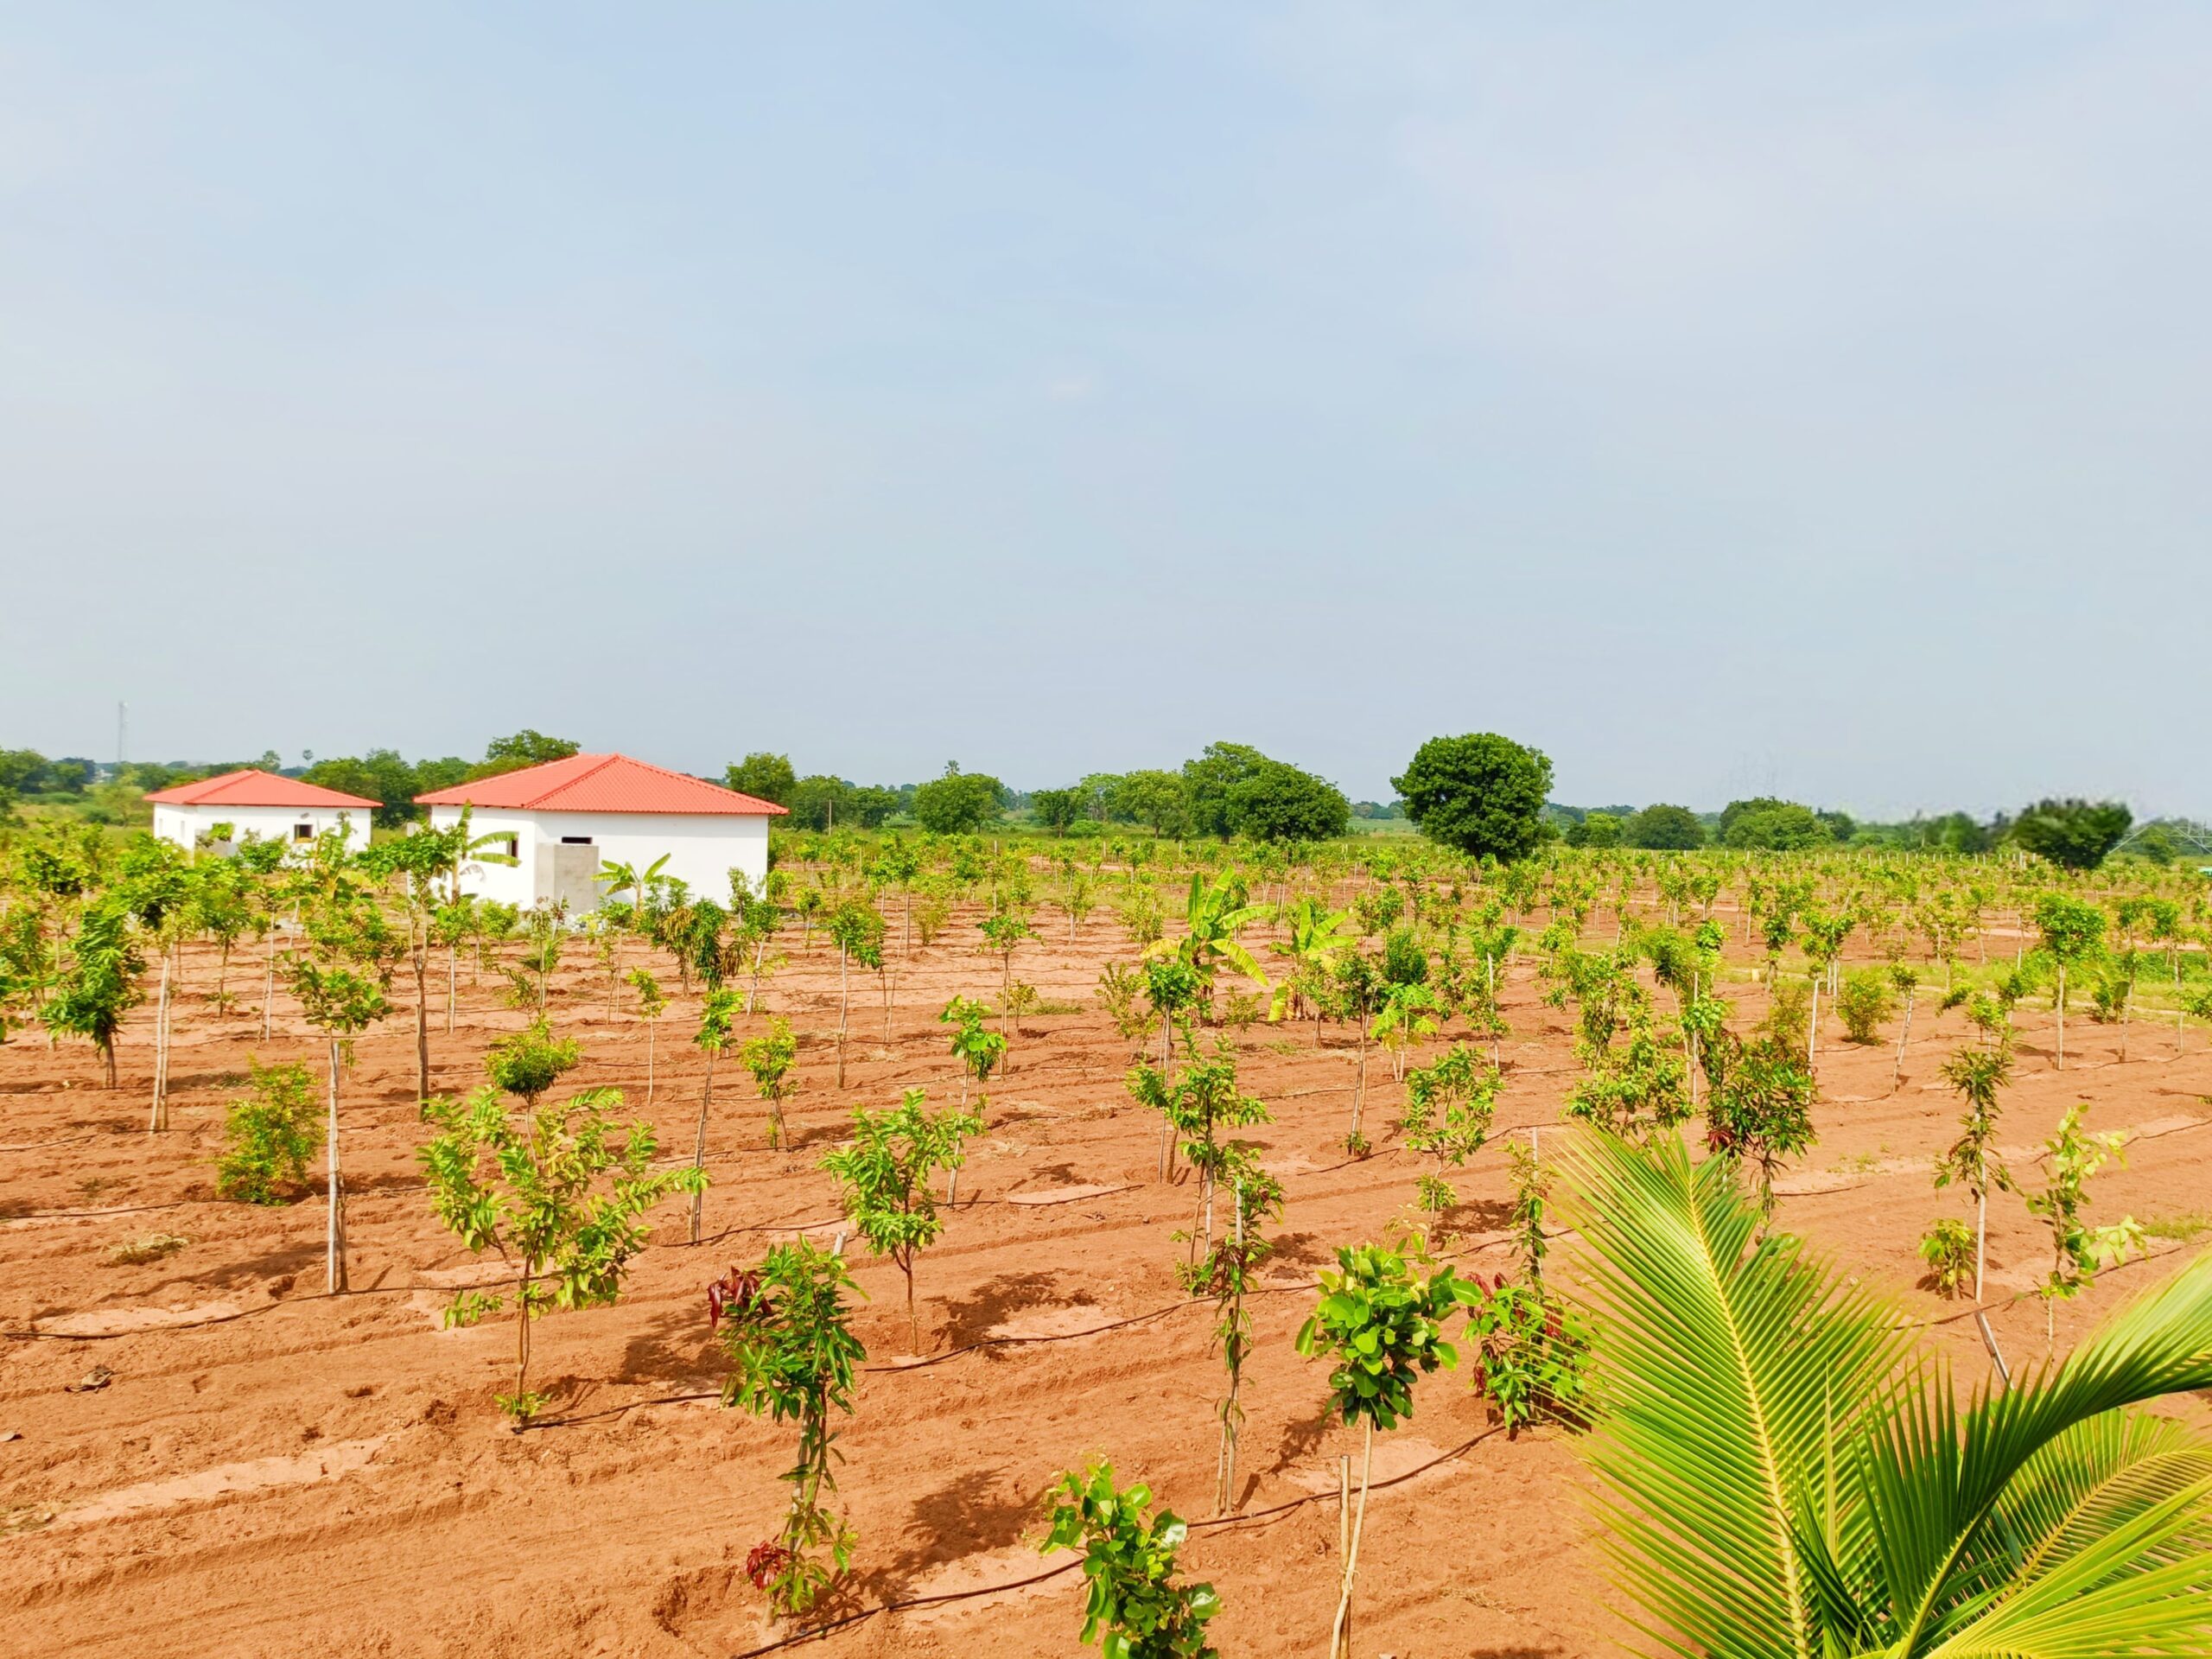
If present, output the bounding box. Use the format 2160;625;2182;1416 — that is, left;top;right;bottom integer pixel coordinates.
1197;1155;1284;1514
1700;1027;1816;1226
712;1241;868;1614
1041;1460;1221;1659
819;1088;981;1352
739;1015;799;1150
2034;893;2107;1071
287;910;395;1295
1932;1044;2013;1300
2023;1100;2144;1353
626;966;666;1105
1918;1218;1976;1300
1397;1043;1501;1215
483;1018;581;1106
214;1059;323;1204
940;995;1007;1108
689;988;742;1243
418;1084;705;1422
1294;1239;1470;1659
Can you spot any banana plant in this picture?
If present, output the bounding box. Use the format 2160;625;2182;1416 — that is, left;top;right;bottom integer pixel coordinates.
1144;872;1273;1018
1559;1126;2212;1659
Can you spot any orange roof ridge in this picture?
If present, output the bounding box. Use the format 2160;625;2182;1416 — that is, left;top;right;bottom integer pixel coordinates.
413;753;788;817
143;769;380;809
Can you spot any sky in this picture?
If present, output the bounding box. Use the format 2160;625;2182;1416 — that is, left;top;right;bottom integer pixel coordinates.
3;3;2207;818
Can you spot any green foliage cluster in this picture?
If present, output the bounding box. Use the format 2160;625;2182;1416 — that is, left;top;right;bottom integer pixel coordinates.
1392;733;1554;862
1042;1461;1221;1659
214;1059;322;1203
715;1241;867;1614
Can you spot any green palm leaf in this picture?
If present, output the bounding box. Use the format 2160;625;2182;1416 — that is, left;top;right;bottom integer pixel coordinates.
1560;1128;1906;1659
1557;1128;2212;1659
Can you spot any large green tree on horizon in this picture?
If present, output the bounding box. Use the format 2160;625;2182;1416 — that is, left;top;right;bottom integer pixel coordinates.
1392;733;1553;861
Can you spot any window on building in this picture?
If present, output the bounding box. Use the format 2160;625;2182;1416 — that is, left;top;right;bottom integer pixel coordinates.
293;823;314;842
502;836;520;859
559;836;593;845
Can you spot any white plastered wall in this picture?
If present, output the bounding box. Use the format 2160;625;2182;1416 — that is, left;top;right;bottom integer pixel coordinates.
425;807;770;912
152;802;372;858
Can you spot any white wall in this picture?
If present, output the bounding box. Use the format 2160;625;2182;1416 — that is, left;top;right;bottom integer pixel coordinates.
152;802;372;858
425;807;770;912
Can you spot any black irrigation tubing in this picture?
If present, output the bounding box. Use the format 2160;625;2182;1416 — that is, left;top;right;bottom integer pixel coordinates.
0;1279;433;1342
721;1424;1511;1659
0;1133;102;1154
1910;1237;2204;1332
521;1228;1570;1433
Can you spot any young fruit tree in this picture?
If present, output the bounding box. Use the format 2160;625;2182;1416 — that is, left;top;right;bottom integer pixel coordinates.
711;1241;867;1614
939;995;1007;1108
1294;1240;1470;1659
826;898;886;1087
689;988;743;1243
625;966;667;1105
419;1084;704;1424
1931;1044;2013;1300
39;899;144;1090
1041;1460;1221;1659
819;1088;981;1352
287;902;397;1294
1195;1154;1284;1514
1699;1026;1816;1225
2033;892;2107;1070
738;1015;798;1150
1397;1043;1502;1215
2023;1101;2144;1353
214;1059;322;1204
483;1018;581;1107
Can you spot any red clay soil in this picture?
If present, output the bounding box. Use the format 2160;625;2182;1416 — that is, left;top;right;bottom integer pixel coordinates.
3;906;2209;1658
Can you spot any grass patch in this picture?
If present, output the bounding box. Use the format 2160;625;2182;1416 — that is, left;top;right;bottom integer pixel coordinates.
106;1231;190;1266
2143;1212;2212;1244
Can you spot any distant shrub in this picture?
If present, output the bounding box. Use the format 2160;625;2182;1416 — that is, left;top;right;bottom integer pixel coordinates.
1837;969;1897;1045
484;1019;581;1105
1917;1218;1974;1300
215;1059;322;1204
1760;980;1811;1052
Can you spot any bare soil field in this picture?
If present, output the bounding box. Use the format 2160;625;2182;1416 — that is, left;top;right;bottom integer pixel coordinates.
4;907;2209;1657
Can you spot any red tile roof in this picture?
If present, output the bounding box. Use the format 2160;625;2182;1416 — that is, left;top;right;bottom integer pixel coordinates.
143;769;379;809
414;753;789;817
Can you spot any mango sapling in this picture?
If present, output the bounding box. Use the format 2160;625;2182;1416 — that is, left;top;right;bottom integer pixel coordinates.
1041;1460;1221;1659
214;1058;322;1204
483;1018;581;1106
1932;1043;2012;1300
819;1089;981;1352
419;1084;704;1423
1195;1155;1284;1513
690;988;741;1243
713;1241;867;1614
1295;1240;1470;1659
940;995;1006;1108
625;966;666;1105
1397;1043;1500;1215
287;903;396;1294
2024;1101;2144;1352
739;1016;798;1150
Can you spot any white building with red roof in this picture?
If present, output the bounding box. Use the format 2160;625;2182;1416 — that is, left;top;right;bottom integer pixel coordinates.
145;770;378;857
414;753;788;912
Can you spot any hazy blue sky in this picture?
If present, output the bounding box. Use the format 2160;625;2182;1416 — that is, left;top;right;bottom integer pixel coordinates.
3;4;2206;817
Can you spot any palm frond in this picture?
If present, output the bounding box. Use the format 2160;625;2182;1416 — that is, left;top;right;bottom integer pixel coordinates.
1558;1128;1908;1659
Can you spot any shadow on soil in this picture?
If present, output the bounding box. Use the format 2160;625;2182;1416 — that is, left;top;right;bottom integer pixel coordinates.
847;1465;1040;1603
619;1304;718;1385
939;1270;1092;1353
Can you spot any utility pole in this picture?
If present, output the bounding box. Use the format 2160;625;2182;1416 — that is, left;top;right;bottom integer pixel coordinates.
117;701;128;774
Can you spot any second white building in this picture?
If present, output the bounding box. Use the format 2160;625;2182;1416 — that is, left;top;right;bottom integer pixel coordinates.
415;753;787;912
